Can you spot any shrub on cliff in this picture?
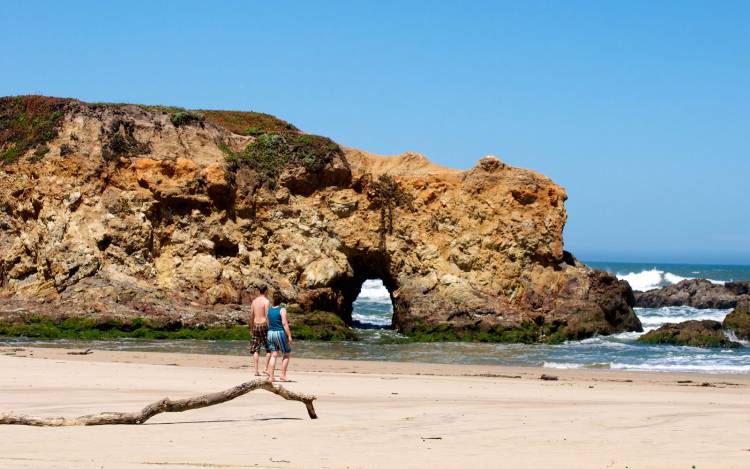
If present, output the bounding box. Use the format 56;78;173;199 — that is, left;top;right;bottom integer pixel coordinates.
200;110;298;135
223;132;343;187
170;110;204;127
100;119;151;161
0;96;72;164
366;174;414;247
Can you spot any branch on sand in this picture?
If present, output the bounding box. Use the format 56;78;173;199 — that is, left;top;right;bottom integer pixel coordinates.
0;379;317;426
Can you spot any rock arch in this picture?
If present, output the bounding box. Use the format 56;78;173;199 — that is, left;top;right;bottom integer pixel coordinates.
334;248;399;325
0;99;642;342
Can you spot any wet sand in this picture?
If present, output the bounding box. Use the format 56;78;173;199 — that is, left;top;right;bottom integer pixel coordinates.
1;346;749;468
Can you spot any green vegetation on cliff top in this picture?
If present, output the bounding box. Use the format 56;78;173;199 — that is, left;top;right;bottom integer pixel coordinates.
222;131;343;184
0;96;72;164
199;109;298;135
0;95;303;164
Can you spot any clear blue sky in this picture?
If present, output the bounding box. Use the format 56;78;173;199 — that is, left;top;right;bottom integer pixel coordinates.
3;1;748;264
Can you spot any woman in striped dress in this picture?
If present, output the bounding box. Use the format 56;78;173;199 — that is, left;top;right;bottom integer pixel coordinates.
266;292;293;382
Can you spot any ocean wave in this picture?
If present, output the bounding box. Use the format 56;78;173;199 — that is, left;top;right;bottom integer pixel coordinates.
725;330;750;347
356;279;393;302
352;313;392;327
635;306;730;331
616;269;725;291
545;358;750;374
543;362;611;369
610;362;750;374
607;331;644;341
617;269;664;291
543;362;584;369
567;336;634;347
663;272;690;284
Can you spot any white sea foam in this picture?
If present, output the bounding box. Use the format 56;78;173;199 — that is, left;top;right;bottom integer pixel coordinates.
543;362;585;369
725;330;750;347
543;362;611;369
616;269;725;291
618;269;666;291
570;336;632;347
610;362;750;374
635;306;731;331
545;356;750;374
351;313;392;327
608;331;645;341
663;272;690;284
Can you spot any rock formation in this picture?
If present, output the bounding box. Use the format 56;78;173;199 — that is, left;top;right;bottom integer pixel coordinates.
637;320;740;348
633;279;750;309
0;96;642;342
723;299;750;341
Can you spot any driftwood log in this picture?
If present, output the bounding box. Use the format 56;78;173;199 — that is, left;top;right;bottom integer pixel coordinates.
0;379;317;426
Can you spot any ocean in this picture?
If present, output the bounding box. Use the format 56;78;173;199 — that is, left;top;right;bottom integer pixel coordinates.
3;262;749;374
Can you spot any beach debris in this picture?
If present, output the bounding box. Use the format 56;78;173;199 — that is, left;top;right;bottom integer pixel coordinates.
66;348;93;355
540;374;559;381
465;373;522;379
420;437;443;440
677;380;693;384
0;378;318;426
270;458;291;463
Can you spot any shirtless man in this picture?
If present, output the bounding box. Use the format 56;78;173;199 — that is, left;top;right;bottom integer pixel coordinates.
249;285;271;376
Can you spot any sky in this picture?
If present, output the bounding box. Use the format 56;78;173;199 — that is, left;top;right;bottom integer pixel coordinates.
2;1;748;264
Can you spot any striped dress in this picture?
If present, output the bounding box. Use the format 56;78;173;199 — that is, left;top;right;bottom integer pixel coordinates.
266;305;291;353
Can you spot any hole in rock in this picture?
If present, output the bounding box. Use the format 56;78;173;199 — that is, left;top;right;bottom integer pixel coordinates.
213;238;239;258
350;279;394;329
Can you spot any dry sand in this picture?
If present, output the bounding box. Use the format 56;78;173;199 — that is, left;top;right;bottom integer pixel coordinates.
0;346;749;469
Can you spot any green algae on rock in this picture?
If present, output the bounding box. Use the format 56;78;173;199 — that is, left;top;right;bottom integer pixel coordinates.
0;308;355;342
723;299;750;341
637;320;741;348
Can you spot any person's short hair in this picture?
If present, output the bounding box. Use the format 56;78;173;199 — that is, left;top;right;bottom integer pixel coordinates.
258;285;268;294
272;292;283;306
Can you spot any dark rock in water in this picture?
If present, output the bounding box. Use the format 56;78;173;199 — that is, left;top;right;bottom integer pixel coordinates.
637;320;741;348
633;279;749;309
725;281;750;296
723;299;750;341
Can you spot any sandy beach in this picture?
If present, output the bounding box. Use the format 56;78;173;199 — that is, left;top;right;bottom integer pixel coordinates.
0;347;748;468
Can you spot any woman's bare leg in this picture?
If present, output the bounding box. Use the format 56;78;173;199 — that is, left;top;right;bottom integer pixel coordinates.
280;353;291;380
264;352;271;375
267;351;278;381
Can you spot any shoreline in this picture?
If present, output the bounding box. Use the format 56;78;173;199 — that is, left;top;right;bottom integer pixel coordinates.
4;331;750;375
2;347;750;468
4;345;750;384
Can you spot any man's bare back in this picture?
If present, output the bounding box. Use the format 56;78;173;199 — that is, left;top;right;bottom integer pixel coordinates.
251;294;270;327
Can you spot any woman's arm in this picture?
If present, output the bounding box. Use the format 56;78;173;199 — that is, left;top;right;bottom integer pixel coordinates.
281;307;293;345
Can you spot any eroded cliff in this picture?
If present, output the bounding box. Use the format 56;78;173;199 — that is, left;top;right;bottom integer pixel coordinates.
0;96;642;342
